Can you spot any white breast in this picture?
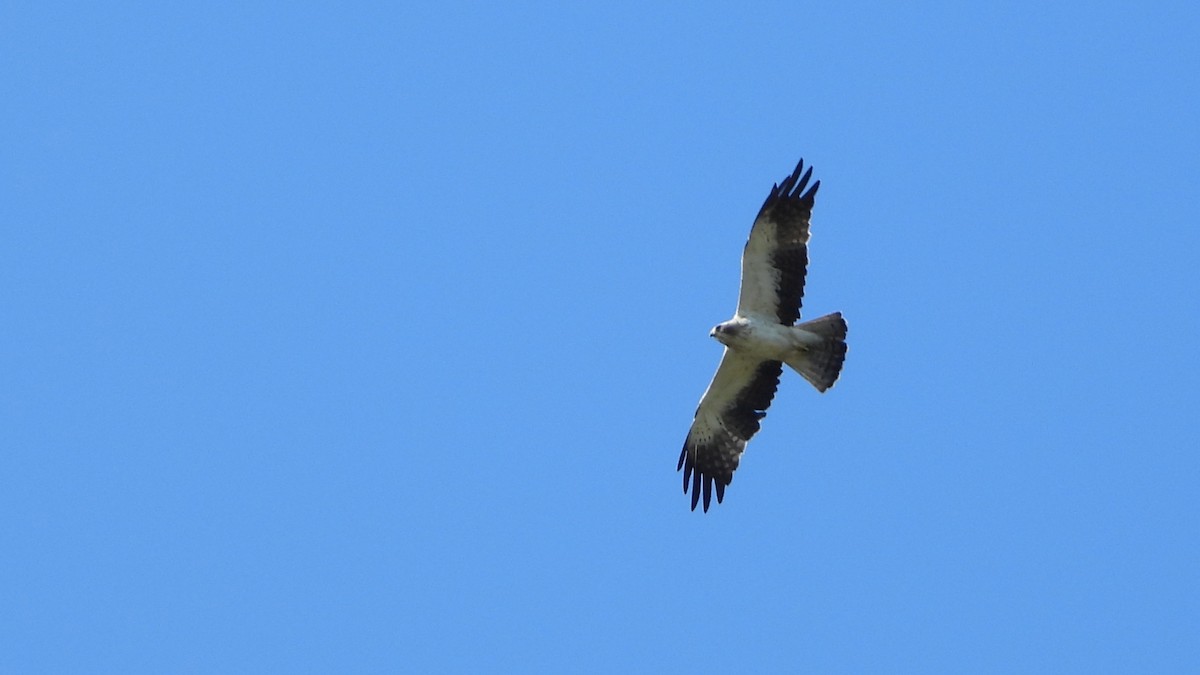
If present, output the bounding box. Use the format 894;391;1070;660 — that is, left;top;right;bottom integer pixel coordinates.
727;315;795;360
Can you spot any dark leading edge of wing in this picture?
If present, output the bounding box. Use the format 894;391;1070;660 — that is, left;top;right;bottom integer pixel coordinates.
752;159;820;325
677;359;783;512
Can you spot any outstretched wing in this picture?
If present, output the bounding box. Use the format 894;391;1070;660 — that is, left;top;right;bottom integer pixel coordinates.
678;350;783;511
736;159;819;325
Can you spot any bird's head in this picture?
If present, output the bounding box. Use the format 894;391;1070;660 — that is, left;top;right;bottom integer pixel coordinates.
710;321;740;346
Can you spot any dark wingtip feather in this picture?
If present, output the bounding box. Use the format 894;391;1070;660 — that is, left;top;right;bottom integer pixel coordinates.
777;159;804;194
790;165;814;198
787;158;805;186
759;158;819;213
702;478;713;512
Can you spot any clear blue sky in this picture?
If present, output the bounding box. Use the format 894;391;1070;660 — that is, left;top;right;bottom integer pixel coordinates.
3;1;1197;672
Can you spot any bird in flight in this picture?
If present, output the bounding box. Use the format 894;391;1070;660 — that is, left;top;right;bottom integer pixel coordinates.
678;159;847;511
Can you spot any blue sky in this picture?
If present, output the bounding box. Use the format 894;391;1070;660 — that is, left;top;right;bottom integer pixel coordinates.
3;1;1197;672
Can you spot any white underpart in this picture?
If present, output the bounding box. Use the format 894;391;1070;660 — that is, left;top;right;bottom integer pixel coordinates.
713;313;820;360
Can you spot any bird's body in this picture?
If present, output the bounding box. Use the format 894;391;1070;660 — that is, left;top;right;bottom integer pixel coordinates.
678;159;847;511
712;316;827;360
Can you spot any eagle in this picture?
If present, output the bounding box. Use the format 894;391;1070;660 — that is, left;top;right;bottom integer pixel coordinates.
678;159;847;511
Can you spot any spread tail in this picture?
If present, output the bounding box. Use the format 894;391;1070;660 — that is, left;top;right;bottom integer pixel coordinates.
785;312;847;392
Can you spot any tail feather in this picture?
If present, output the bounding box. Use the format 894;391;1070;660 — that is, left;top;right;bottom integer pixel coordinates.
785;312;847;392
